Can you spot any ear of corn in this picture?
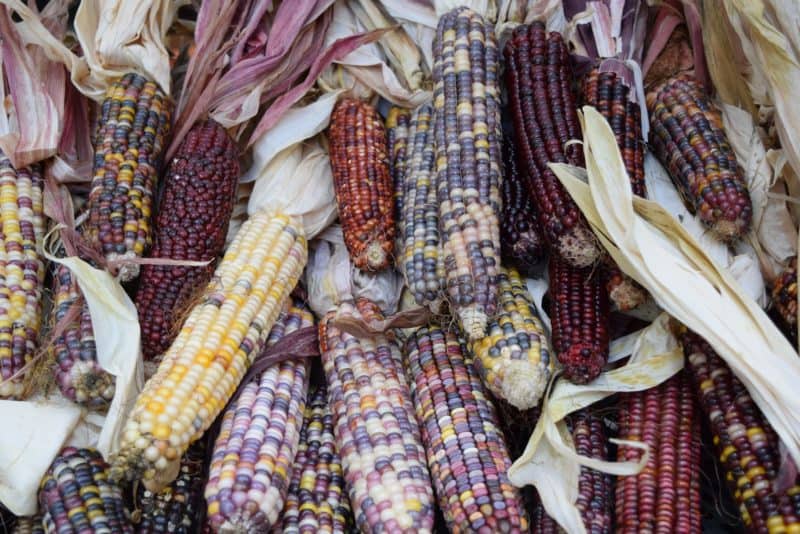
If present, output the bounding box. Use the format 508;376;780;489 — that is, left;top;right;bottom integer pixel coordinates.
85;73;172;282
276;385;352;534
647;75;752;241
615;370;702;533
504;22;601;269
136;119;239;361
772;256;797;339
469;266;552;410
320;299;434;533
0;157;45;399
433;7;503;339
205;300;313;532
39;447;133;534
329;98;395;272
111;211;307;488
681;331;800;532
404;325;529;532
11;516;44;534
387;107;411;225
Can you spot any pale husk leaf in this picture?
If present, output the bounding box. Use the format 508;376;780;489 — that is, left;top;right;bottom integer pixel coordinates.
433;0;497;21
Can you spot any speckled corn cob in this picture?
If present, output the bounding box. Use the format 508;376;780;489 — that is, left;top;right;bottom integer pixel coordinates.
647;75;752;241
549;256;609;384
615;370;702;533
52;262;115;407
12;516;44;534
277;385;351;534
329;98;395;272
136;119;239;361
433;7;503;339
39;447;133;534
404;325;528;533
469;266;552;410
205;300;313;532
504;22;600;268
0;158;45;399
387;107;411;224
111;211;307;489
399;103;445;309
320;299;434;533
681;331;800;533
772;256;797;337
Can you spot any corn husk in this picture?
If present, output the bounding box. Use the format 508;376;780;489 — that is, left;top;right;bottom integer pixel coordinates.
433;0;497;21
379;0;437;68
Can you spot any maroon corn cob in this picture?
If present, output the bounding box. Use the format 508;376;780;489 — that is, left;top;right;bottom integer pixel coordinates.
135;120;239;360
548;256;609;384
771;256;797;338
504;22;601;268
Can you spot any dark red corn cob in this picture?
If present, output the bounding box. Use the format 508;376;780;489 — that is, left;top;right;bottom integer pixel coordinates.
504;22;601;268
135;120;239;360
772;256;797;338
615;370;702;533
549;256;609;384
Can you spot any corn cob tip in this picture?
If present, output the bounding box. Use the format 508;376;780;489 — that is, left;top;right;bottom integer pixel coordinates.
109;251;139;282
459;306;489;341
359;240;390;271
217;519;256;534
501;360;548;411
110;443;179;492
556;225;601;269
73;364;115;405
712;218;748;242
560;343;605;384
608;277;648;312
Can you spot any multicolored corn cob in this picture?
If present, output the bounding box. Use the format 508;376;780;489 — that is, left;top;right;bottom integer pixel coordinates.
548;256;610;384
681;331;800;532
52;262;115;407
647;75;752;241
615;370;702;533
0;159;45;399
12;516;44;534
772;256;797;336
387;107;411;224
135;119;239;360
320;299;434;533
276;385;351;534
85;73;172;281
602;260;647;312
39;447;133;534
205;301;313;532
504;22;600;269
469;266;552;410
433;7;503;339
404;325;529;532
111;211;307;488
329;98;395;272
398;103;445;310
134;441;206;533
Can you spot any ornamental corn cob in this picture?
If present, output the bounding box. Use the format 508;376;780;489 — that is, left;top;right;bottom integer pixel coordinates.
0;158;45;399
85;73;172;281
504;22;600;268
469;266;552;410
329;98;395;272
39;447;133;534
404;325;529;533
276;385;351;534
136;119;239;360
320;299;434;533
205;300;313;533
433;7;503;338
398;103;445;309
681;331;800;533
647;75;752;241
12;516;44;534
387;107;411;224
615;371;702;533
772;256;797;337
111;211;307;488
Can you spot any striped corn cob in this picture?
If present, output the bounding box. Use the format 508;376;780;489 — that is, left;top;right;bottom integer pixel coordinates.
501;136;544;275
276;385;351;534
51;262;115;407
469;266;552;410
398;103;445;309
329;98;395;272
111;211;307;488
549;256;610;384
135;119;239;360
0;157;45;399
39;447;133;534
404;325;529;532
134;441;206;534
387;107;411;224
772;256;797;336
205;300;313;532
85;73;172;281
504;22;600;269
433;7;503;339
647;75;752;241
12;516;44;534
615;370;702;533
320;298;434;533
681;331;800;532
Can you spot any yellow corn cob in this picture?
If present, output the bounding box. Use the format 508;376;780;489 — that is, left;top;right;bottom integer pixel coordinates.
110;210;306;489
